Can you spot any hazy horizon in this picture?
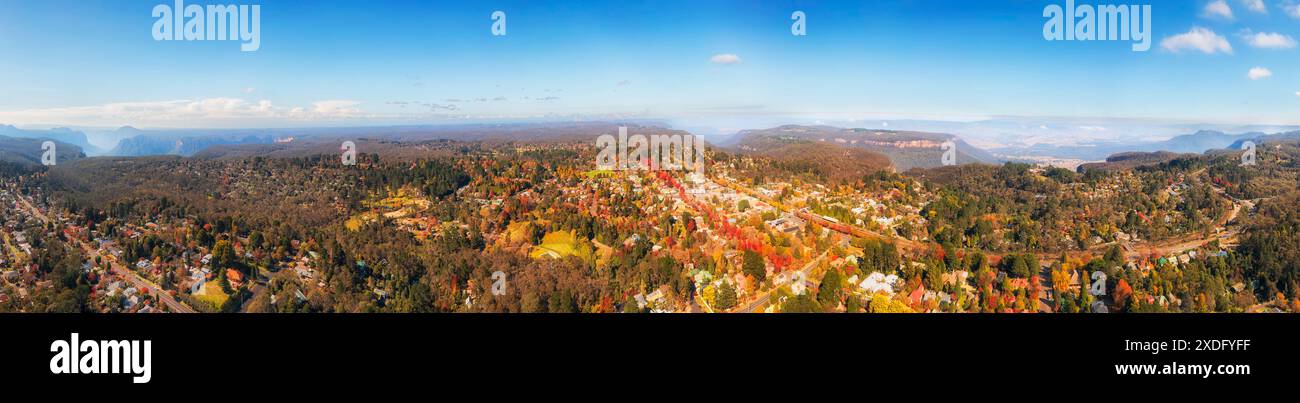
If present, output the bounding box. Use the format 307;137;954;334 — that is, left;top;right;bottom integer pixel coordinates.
4;0;1300;131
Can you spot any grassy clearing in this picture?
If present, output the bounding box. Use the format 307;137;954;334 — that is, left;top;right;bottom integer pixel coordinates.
195;281;229;308
529;230;593;260
348;187;432;231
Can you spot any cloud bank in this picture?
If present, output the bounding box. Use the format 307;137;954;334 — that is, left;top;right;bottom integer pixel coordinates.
0;98;365;127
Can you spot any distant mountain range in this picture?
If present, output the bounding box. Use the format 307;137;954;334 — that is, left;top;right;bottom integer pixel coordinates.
0;124;101;155
1228;130;1300;149
108;122;663;156
109;132;276;156
722;125;1000;170
992;130;1298;161
190;123;692;161
0;135;85;166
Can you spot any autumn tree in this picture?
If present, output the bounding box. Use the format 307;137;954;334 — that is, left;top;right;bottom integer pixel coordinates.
781;293;821;313
212;240;237;271
1113;278;1133;311
715;282;738;310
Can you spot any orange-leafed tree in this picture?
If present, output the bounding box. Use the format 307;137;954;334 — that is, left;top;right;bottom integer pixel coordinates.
1113;279;1133;310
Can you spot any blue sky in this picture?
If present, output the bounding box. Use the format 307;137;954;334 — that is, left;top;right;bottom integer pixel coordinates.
1;0;1298;131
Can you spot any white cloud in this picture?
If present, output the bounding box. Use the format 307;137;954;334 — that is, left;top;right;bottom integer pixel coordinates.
242;87;256;94
1286;1;1300;18
1204;0;1235;19
0;98;365;127
1295;91;1300;97
293;100;362;118
1161;27;1234;54
1248;67;1273;80
1242;31;1297;48
709;53;742;65
1241;0;1267;13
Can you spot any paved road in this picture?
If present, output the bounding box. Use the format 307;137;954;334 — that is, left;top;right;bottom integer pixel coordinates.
735;248;831;313
17;195;197;313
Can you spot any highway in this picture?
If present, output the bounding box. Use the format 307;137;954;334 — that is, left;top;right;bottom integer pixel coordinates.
16;194;197;313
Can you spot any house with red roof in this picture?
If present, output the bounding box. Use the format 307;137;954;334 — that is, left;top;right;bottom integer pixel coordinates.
908;283;926;307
